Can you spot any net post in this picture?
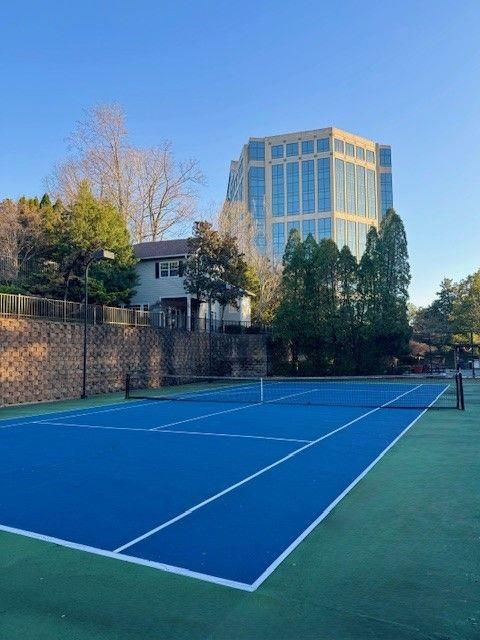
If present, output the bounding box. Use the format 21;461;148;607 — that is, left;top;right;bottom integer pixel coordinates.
457;372;465;410
125;374;130;400
260;377;264;403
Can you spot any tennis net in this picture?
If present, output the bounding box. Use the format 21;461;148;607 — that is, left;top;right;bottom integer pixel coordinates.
125;372;464;410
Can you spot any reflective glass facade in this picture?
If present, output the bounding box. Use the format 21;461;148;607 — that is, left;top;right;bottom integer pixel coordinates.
272;164;285;216
317;138;329;152
318;217;331;240
335;159;345;212
380;172;393;216
302;160;315;213
379;148;391;167
336;218;346;248
301;140;314;154
317;158;331;212
249;141;265;161
347;221;356;254
356;166;366;217
302;219;315;239
227;129;391;263
367;169;376;219
286;142;299;157
287;162;300;214
271;144;283;159
272;222;285;261
346;162;356;214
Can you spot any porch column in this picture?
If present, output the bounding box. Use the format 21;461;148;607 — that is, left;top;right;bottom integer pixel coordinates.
187;295;192;331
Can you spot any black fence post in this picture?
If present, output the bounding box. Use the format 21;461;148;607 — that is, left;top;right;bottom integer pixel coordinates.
125;374;130;400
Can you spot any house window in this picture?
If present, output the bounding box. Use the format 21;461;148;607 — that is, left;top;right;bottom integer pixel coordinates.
160;262;169;277
169;261;179;277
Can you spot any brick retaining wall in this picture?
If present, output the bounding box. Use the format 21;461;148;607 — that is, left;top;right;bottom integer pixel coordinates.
0;318;268;406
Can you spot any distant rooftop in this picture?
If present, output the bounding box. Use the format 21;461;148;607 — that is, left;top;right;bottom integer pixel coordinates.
133;239;189;260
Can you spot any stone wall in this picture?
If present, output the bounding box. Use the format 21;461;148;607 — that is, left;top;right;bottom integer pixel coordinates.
0;318;268;406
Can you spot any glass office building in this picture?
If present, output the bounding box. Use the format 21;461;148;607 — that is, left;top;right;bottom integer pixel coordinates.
226;127;393;263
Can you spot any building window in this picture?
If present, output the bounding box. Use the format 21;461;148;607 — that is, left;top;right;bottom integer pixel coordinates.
336;218;346;248
347;221;356;255
379;148;392;167
317;138;329;152
249;141;265;161
334;139;345;154
346;162;356;214
301;140;314;155
302;219;315;239
155;261;180;277
272;164;285;216
358;222;367;257
356;166;366;217
248;166;265;220
272;222;285;261
367;169;377;219
356;147;365;161
286;142;299;157
366;149;375;164
287;162;299;214
318;217;331;240
380;172;393;216
335;159;345;212
287;221;300;236
346;143;355;157
271;144;283;159
317;157;331;212
301;160;315;213
169;261;179;277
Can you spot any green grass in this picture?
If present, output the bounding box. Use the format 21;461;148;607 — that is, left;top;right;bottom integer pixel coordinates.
0;385;479;639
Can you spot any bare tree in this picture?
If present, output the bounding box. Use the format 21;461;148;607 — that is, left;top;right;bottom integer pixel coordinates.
46;104;204;243
133;144;203;241
0;199;44;280
217;201;281;324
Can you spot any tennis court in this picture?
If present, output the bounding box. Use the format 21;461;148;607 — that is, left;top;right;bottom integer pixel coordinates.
0;375;460;591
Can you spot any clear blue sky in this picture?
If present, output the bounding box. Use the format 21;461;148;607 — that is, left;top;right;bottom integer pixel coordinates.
1;0;479;306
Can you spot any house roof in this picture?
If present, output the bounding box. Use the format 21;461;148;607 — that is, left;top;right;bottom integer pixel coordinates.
133;239;189;260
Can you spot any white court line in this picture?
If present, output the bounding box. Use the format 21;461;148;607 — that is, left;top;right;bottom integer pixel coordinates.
0;399;159;431
157;429;312;444
114;384;423;554
30;421;310;444
250;384;449;590
0;524;253;592
149;386;323;432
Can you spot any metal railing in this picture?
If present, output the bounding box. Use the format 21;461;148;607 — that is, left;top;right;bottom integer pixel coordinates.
0;292;268;333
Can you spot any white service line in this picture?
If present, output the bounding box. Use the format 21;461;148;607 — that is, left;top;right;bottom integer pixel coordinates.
0;399;158;431
114;384;423;554
149;386;323;432
157;429;312;444
30;421;310;444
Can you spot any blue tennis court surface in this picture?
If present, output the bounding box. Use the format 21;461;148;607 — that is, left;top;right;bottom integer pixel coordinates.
0;381;450;590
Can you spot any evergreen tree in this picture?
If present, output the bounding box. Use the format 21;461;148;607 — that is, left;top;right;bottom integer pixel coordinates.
375;209;412;367
273;229;306;371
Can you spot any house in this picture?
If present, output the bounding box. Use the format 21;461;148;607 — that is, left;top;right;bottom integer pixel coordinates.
130;239;252;330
